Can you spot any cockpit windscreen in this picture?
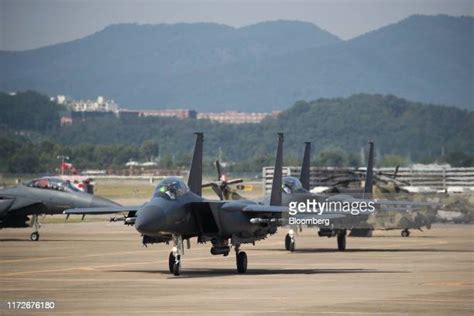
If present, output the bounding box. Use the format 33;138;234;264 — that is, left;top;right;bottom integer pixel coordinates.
154;177;189;200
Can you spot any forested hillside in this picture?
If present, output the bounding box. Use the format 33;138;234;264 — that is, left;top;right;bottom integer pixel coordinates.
1;92;473;173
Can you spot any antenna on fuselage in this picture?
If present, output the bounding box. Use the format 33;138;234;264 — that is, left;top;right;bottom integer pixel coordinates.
270;133;284;206
299;142;311;191
188;132;204;196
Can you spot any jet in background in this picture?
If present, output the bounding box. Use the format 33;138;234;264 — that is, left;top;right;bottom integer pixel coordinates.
65;133;341;276
0;177;120;241
280;141;436;251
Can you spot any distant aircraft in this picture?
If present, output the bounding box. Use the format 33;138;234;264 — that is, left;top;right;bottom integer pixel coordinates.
65;133;341;276
201;160;243;200
0;177;120;241
280;141;436;251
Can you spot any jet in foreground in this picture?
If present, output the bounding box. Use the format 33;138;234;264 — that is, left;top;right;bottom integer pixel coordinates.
65;133;341;275
0;177;120;241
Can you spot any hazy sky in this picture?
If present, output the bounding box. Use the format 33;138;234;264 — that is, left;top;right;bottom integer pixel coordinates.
1;0;472;51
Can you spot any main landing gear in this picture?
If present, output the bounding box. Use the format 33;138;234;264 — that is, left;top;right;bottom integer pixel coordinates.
168;235;184;276
166;237;249;275
284;229;295;252
30;214;40;241
337;229;347;251
401;229;410;237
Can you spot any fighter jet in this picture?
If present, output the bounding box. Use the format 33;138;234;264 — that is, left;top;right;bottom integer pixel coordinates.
65;133;343;276
279;141;436;252
0;177;120;241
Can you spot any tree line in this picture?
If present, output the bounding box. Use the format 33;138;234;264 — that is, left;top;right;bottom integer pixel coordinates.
1;91;473;174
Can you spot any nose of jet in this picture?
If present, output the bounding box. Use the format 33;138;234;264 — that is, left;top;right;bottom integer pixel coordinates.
89;195;120;208
135;204;165;235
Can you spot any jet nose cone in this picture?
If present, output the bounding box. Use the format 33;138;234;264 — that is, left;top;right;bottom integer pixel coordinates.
135;205;165;235
90;196;120;208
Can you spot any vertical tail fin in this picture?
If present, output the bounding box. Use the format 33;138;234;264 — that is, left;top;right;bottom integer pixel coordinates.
364;141;374;196
215;160;222;181
188;132;204;196
270;133;284;206
299;142;311;191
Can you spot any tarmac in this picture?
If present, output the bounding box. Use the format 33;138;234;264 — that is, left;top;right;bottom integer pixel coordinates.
1;222;473;315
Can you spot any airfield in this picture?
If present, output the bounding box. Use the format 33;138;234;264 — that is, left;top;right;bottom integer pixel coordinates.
1;222;473;315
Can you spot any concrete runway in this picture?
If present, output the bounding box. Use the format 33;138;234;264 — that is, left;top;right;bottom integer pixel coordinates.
1;223;473;315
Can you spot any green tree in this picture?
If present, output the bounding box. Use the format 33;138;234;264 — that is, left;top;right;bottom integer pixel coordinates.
141;140;160;161
316;147;349;167
381;154;408;167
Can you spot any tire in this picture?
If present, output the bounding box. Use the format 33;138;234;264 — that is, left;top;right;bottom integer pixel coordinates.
172;261;181;276
401;230;410;237
289;241;295;252
337;233;346;251
285;234;291;251
30;232;39;241
236;252;248;274
168;252;175;273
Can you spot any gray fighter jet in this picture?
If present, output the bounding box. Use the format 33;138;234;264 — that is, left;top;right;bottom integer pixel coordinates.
280;141;436;252
0;177;120;241
65;133;343;276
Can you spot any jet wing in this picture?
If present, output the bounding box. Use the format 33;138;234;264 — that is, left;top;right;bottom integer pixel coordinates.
64;206;141;215
352;198;440;211
242;205;288;213
330;196;439;211
372;199;438;208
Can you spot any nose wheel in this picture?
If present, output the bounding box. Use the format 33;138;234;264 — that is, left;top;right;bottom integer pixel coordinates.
168;235;183;276
30;214;41;241
30;232;40;241
235;245;247;273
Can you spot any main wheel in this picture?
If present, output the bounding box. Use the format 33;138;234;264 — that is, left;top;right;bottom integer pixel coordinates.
236;251;248;274
401;229;410;237
337;233;346;251
172;255;181;276
172;261;181;276
168;252;175;273
30;232;39;241
285;233;291;251
289;240;295;252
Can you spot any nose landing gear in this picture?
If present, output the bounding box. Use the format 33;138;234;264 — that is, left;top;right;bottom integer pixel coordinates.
30;214;41;241
168;235;184;276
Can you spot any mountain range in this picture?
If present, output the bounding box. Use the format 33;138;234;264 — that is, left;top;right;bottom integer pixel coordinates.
1;15;472;111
